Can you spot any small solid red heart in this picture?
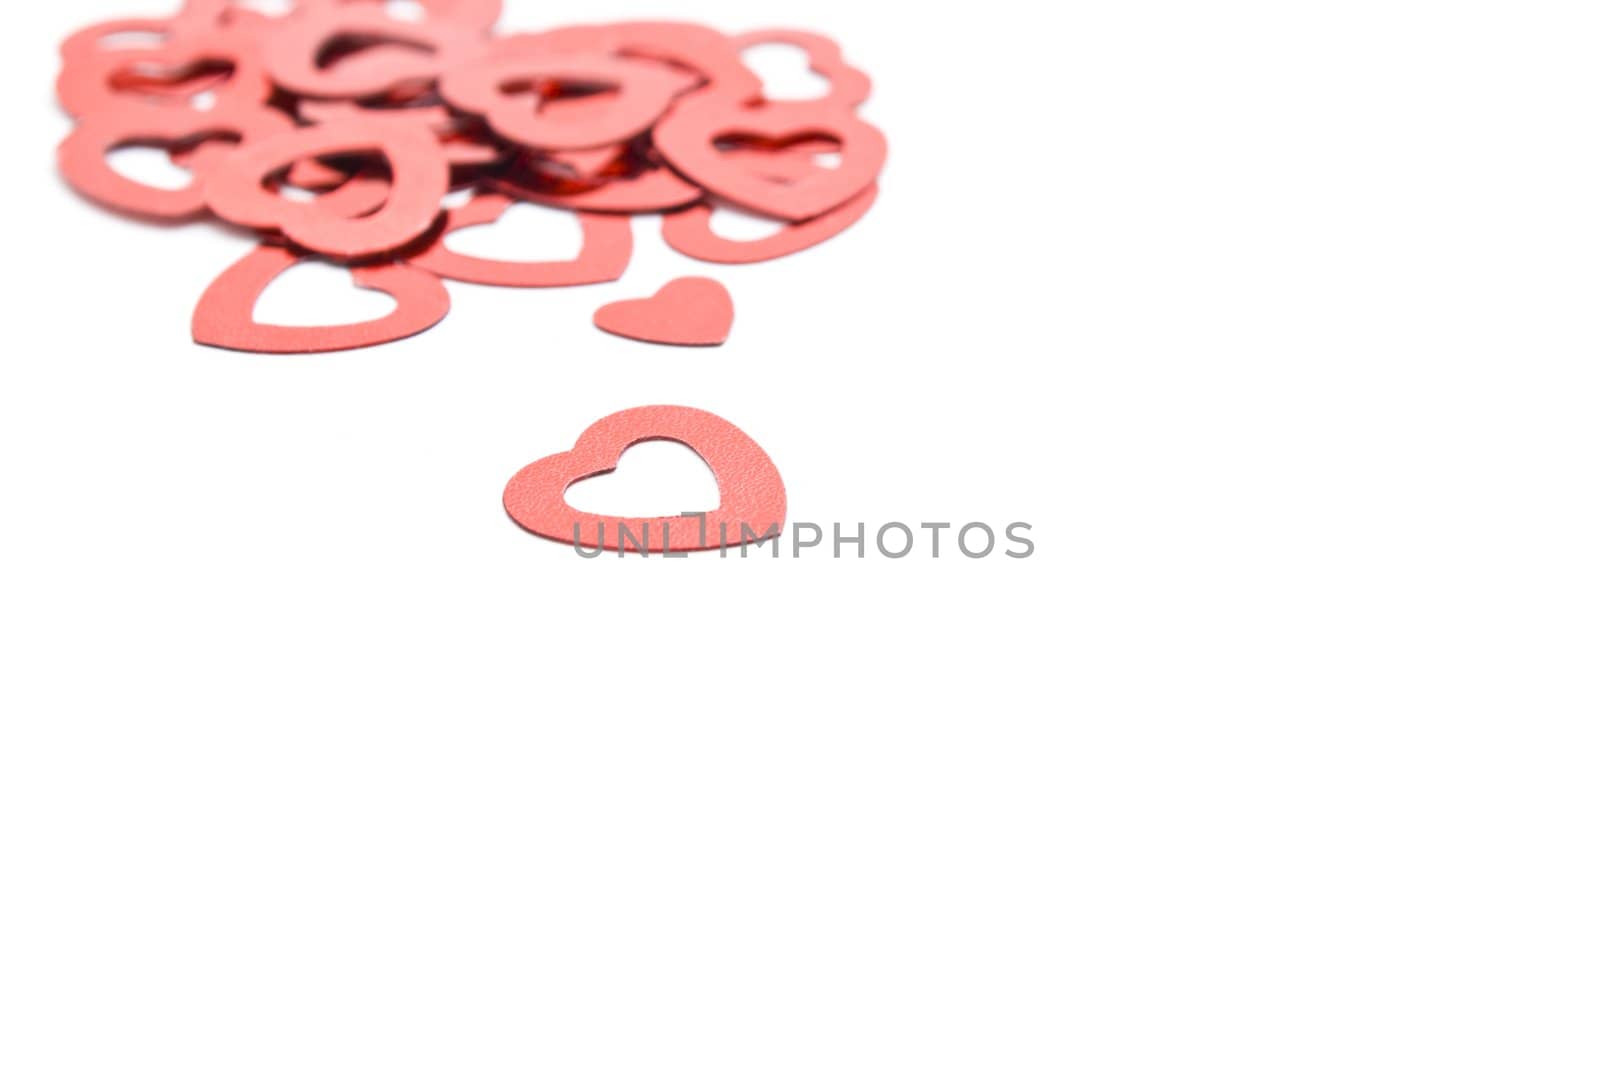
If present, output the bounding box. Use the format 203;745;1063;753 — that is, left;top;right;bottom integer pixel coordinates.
192;243;450;353
503;405;786;553
654;92;886;221
593;277;733;346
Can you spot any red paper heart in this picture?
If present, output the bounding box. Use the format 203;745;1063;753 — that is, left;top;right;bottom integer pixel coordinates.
57;101;298;220
593;277;733;346
56;28;271;118
729;28;871;109
260;6;479;100
298;99;506;168
204;120;448;258
662;184;877;264
407;191;633;287
192;243;450;353
526;166;704;213
653;93;886;221
493;21;761;101
59;18;177;65
715;134;844;184
440;54;693;151
503;406;786;553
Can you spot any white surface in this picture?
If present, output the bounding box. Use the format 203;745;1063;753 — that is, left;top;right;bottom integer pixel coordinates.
2;1;1598;1068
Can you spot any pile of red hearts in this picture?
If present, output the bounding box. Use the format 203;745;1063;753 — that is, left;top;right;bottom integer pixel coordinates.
56;2;886;352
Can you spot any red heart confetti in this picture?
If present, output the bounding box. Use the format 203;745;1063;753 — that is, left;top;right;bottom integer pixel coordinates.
503;406;786;553
55;6;886;352
192;243;451;354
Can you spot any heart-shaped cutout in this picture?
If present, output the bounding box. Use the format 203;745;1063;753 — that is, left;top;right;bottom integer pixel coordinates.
731;29;871;109
662;184;876;264
714;133;843;184
408;191;632;286
563;440;720;517
593;277;733;346
504;405;786;553
440;53;693;151
56;29;271;118
497;21;762;101
654;93;886;221
60;18;176;65
192;243;450;352
58;101;298;220
499;147;704;214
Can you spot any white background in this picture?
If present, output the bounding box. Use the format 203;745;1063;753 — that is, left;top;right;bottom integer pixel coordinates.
3;1;1598;1067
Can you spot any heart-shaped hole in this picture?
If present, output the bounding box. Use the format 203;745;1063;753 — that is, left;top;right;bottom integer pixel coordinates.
713;132;843;186
315;33;435;71
497;78;620;118
444;201;585;261
564;440;721;516
108;58;234;107
740;43;831;101
252;260;397;326
707;203;786;241
108;144;195;190
95;30;169;51
384;0;427;22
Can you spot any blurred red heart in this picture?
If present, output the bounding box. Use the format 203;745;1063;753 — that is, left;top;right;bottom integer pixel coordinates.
654;93;886;221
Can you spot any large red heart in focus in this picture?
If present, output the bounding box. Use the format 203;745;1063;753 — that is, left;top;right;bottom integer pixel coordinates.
653;93;886;221
593;277;733;346
503;406;786;553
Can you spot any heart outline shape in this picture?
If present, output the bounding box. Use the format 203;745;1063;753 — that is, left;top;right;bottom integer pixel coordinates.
593;277;733;346
260;7;480;100
192;243;450;353
503;405;786;553
204;120;449;258
407;191;633;287
440;54;693;151
662;184;877;264
653;93;886;221
729;28;872;109
58;101;297;220
56;28;271;118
